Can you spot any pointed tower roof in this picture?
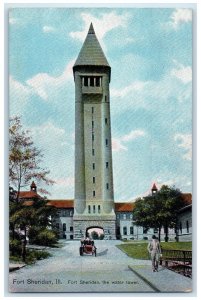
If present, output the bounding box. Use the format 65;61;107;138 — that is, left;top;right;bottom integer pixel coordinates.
152;183;157;190
73;23;110;68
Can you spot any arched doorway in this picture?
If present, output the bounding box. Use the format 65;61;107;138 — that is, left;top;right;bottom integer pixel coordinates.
86;226;104;240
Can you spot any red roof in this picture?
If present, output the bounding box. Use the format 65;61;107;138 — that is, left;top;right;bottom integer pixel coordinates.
19;193;192;211
115;202;135;212
19;191;41;199
47;200;74;208
152;183;157;190
22;200;34;206
181;193;192;205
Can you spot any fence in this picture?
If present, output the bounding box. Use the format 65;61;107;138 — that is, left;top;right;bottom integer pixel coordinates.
160;249;192;278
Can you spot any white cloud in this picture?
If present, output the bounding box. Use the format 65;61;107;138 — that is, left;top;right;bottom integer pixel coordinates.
28;122;74;198
156;174;192;193
9;18;18;25
110;63;192;117
10;76;31;97
31;121;65;140
56;177;74;187
30;122;66;153
171;60;192;84
170;9;192;28
9;76;32;115
43;25;55;33
70;11;128;49
111;81;146;98
30;121;67;154
174;133;192;161
121;130;145;142
26;59;75;100
112;129;146;152
112;138;127;152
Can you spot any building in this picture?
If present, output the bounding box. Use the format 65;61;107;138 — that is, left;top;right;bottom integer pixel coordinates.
18;181;41;201
17;181;192;241
47;200;74;240
176;193;192;241
72;23;116;239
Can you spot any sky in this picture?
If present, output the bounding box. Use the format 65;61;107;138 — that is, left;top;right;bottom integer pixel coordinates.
9;7;192;201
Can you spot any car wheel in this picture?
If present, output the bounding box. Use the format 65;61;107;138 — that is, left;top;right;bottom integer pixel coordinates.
79;247;83;256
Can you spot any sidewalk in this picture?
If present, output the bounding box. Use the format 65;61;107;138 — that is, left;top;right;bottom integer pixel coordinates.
9;263;26;272
128;264;192;293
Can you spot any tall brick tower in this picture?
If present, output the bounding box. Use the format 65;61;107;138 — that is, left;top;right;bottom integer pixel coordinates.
73;23;116;239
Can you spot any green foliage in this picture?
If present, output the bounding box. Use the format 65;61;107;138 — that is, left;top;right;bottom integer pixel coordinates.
160;242;192;251
117;241;192;260
31;229;57;246
25;250;51;263
10;249;51;264
9;238;22;256
133;185;186;240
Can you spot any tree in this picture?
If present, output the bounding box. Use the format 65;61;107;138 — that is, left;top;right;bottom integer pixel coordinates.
9;116;54;202
133;195;164;241
9;188;58;261
133;185;187;241
157;185;186;241
9;116;57;260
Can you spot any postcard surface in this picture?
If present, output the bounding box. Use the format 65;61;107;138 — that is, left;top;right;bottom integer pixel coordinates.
8;7;193;294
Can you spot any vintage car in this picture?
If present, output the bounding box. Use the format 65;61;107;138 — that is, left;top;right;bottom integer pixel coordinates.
79;239;97;256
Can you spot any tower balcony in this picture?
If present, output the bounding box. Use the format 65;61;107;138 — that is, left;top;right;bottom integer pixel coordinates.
82;86;103;94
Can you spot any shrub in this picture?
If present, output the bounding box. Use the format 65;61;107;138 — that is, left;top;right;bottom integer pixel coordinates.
28;226;39;244
33;229;57;246
25;250;51;263
9;238;21;256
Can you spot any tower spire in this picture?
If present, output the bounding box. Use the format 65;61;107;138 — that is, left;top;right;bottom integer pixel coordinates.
151;183;158;195
73;22;110;75
88;22;95;34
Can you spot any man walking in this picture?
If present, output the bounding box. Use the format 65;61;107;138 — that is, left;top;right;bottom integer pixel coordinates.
147;235;161;272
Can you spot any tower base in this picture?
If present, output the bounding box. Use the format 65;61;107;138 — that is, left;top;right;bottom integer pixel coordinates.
73;215;116;240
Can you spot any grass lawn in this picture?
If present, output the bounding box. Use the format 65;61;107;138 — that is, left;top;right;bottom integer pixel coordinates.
116;241;192;260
